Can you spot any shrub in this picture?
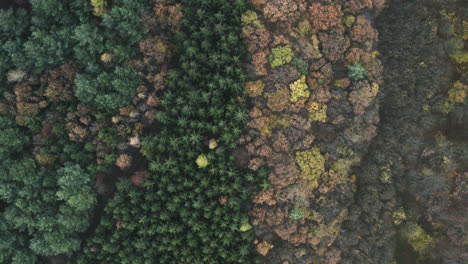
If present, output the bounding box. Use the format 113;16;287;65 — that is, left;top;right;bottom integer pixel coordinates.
268;45;294;68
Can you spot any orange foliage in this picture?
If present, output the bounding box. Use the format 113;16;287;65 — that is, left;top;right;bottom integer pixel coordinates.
262;0;302;25
130;171;145;187
45;62;77;100
351;16;378;44
242;26;271;54
309;3;343;32
252;50;269;76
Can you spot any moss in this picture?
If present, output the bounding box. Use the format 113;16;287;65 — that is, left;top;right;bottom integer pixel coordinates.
400;223;435;253
296;147;325;182
308;101;327;122
195;154;209;168
343;15;355;28
290;76;309;102
268;45;294;68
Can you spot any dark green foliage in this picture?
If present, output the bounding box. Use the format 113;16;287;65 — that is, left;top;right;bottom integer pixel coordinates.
0;8;29;86
102;0;148;45
57;164;96;211
0;117;28;160
292;57;309;76
76;0;264;263
23;28;74;72
0;0;147;262
1;0;265;262
0;158;96;258
0;116;96;261
73;23;105;64
74;66;140;112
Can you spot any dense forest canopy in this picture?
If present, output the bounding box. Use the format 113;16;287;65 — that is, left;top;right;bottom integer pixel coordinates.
0;0;466;263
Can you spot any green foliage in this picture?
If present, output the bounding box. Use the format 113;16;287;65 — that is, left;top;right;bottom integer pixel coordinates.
239;222;253;232
268;45;294;68
76;1;264;263
57;164;96;211
74;66;140;112
343;15;355;28
102;0;148;45
348;63;367;80
289;208;304;220
400;223;434;253
0;117;29;160
73;23;105;64
0;157;96;258
0;8;29;86
0;0;149;262
292;57;309;75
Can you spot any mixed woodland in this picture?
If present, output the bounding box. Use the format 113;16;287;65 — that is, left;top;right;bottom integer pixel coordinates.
0;0;466;263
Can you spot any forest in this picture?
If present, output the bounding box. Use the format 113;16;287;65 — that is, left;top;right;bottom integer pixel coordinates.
0;0;466;264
